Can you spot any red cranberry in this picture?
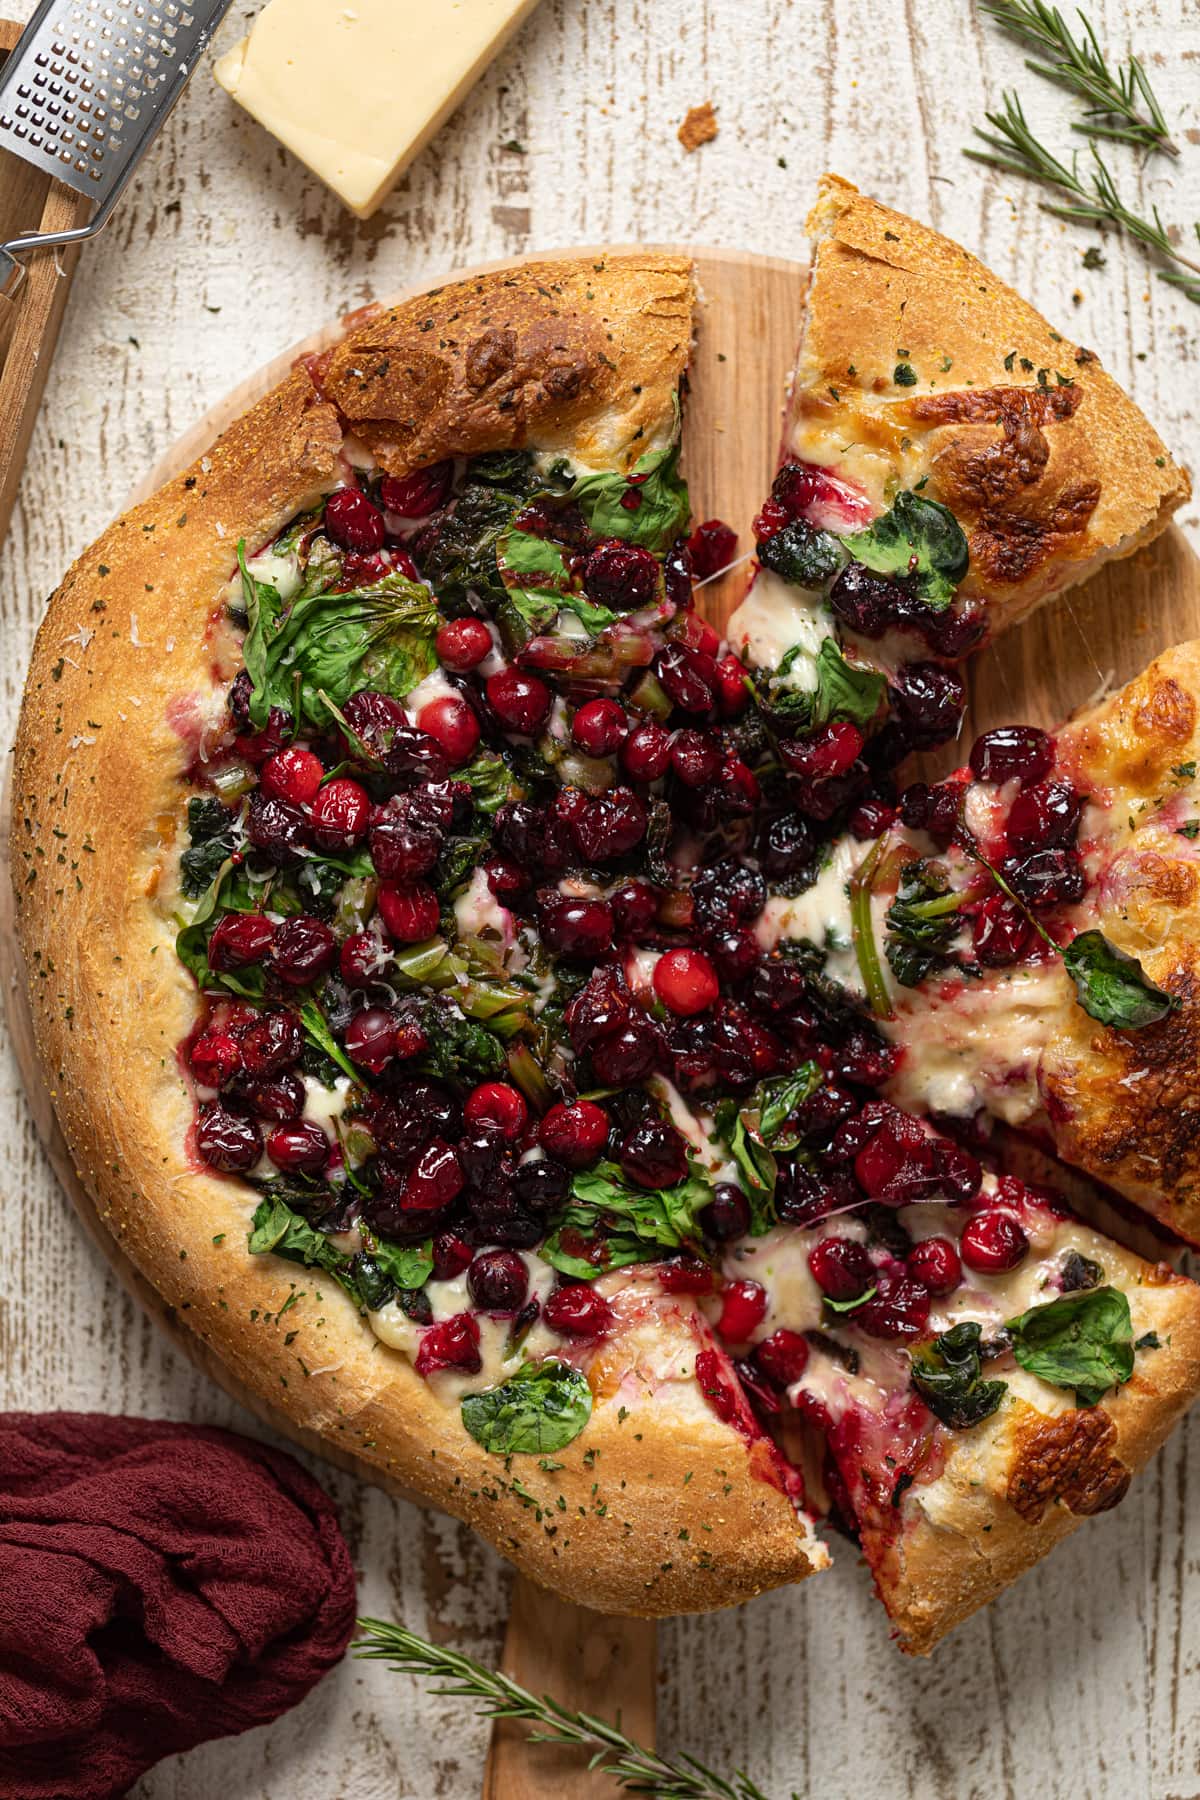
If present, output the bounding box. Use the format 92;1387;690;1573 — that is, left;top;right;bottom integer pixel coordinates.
694;1348;741;1426
261;746;324;807
243;1072;306;1121
572;698;627;756
1002;848;1086;909
584;540;660;610
960;1211;1029;1274
377;881;440;943
715;653;749;719
973;893;1034;968
592;1020;661;1084
381;460;452;516
753;496;790;540
655;643;717;715
324;486;385;552
687;518;737;580
464;1082;528;1141
209;913;275;971
432;1233;474;1281
753;1328;809;1389
900;779;963;846
572;789;647;862
485;857;527;901
855;1272;932;1341
907;1237;963;1296
653;948;720;1017
657;1257;715;1295
196;1104;262;1172
189;1032;242;1089
404;1139;464;1213
487;667;552;735
467;1248;528;1314
1006;780;1083;853
854;1111;937;1204
611;880;659;936
619;1118;688;1190
266;1120;330;1174
936;1141;983;1204
271;915;337;986
234;703;292;766
418;695;480;765
620;720;672;782
699;1183;750;1243
308;777;370;851
539;1100;609;1169
246;793;307;865
539;895;615;958
343;1006;400;1072
415;1313;482;1377
436;616;493;671
717;1278;768;1344
339;931;392;985
240;1010;304;1076
782;720;864;781
544;1284;614;1338
848;796;897;839
669;729;722;788
970;725;1054;786
889;663;966;750
808;1236;874;1301
340;689;406;758
369;797;442;882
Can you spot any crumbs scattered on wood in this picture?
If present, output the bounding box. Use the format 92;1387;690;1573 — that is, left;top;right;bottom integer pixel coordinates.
678;102;718;152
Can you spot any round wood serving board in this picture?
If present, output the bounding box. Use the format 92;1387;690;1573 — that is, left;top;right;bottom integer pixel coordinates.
4;246;1199;1792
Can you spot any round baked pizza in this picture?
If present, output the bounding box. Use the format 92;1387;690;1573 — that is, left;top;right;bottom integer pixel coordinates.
13;178;1200;1654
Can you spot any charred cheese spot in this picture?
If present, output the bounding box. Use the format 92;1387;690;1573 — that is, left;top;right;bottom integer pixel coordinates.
1069;674;1196;791
1006;1406;1130;1524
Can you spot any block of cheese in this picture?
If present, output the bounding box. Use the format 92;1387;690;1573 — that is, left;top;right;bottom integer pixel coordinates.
214;0;544;219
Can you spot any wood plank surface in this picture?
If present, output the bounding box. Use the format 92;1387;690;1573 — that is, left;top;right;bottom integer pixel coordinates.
0;2;1198;1797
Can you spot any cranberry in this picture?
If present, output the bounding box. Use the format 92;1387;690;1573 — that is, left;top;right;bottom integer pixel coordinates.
760;812;814;879
379;724;451;786
572;698;628;756
340;689;406;759
243;1071;306;1121
808;1236;874;1301
654;643;717;715
309;777;370;850
717;1278;768;1344
466;1249;527;1314
1002;848;1086;909
261;746;324;808
900;778;963;846
369;796;443;882
189;1032;242;1089
619;1118;688;1190
782;720;864;782
715;653;749;719
848;795;896;839
271;915;337;986
907;1237;963;1296
753;1328;810;1390
343;1006;400;1072
701;1182;751;1242
436;616;493;671
654;948;720;1016
1006;780;1082;853
377;881;440;943
669;729;721;788
572;789;647;861
485;857;528;901
512;1158;570;1217
936;1141;982;1204
709;929;759;983
196;1103;262;1172
854;1111;938;1205
591;1020;661;1084
620;719;672;782
208;913;274;972
539;1100;609;1169
973;893;1034;967
415;1313;482;1377
694;1348;742;1427
855;1272;932;1341
487;667;552;735
339;932;392;986
544;1284;614;1338
234;704;292;766
324;486;385;552
464;1082;528;1141
404;1139;465;1214
246;793;306;865
827;562;897;637
266;1119;330;1174
753;496;791;541
611;880;659;936
417;695;480;765
960;1211;1029;1274
970;725;1054;786
381;460;452;516
240;1010;304;1076
584;539;659;610
539;895;615;958
657;1257;715;1295
432;1233;474;1281
889;663;966;749
687;518;737;579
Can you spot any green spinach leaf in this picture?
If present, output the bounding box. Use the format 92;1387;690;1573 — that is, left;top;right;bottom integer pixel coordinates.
248;1193;346;1277
758;519;844;589
1062;929;1177;1031
179;797;237;899
885;859;966;988
569;438;690;554
911;1320;1008;1428
1007;1285;1134;1407
460;1358;592;1455
841;490;969;610
809;636;888;730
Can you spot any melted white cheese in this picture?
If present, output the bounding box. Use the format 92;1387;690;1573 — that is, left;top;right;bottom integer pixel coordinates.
888;961;1067;1124
454;865;515;948
725;569;831;688
754;837;868;992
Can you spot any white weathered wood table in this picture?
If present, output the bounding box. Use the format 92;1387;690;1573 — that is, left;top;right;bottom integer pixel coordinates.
1;2;1199;1795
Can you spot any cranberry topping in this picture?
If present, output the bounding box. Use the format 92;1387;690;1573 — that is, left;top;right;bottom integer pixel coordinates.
808;1236;874;1301
539;1100;609;1169
1006;779;1083;853
464;1082;528;1141
715;653;749;719
888;662;965;750
246;792;306;865
543;1284;614;1338
854;1271;932;1341
717;1278;768;1344
572;788;647;861
960;1210;1029;1273
240;1010;304;1076
1002;848;1086;909
653;947;720;1017
572;698;628;757
487;667;552;735
381;461;453;517
657;1257;715;1294
620;719;672;782
467;1248;529;1314
854;1111;939;1205
243;1071;306;1121
539;895;615;958
339;931;392;986
618;1117;688;1190
209;913;275;972
611;879;659;936
686;518;737;580
403;1139;465;1213
343;1006;400;1072
654;643;717;715
189;1032;242;1090
271;916;337;986
693;1348;743;1428
848;795;897;839
266;1120;330;1174
261;746;324;807
309;777;370;850
701;1182;751;1242
584;540;660;610
436;616;492;671
377;881;441;943
591;1020;662;1085
669;728;721;788
418;695;480;765
432;1233;475;1281
324;486;385;553
970;725;1054;786
415;1313;482;1377
196;1104;261;1172
752;1327;810;1390
973;893;1034;967
906;1236;962;1296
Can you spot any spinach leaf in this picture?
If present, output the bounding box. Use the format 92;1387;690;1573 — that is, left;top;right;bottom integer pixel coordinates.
179;797;237;899
297;997;361;1085
885;859;966;988
712;1065;823;1228
416;1001;507;1084
460;1358;592;1455
460;750;518;815
497;523;620;636
370;1235;434;1291
248;1193;347;1277
841;490;969;610
1007;1285;1134;1407
569;439;690;554
911;1320;1008;1428
539;1203;668;1281
239;544;285;724
758;519;845;589
540;1158;712;1277
1061;929;1177;1031
756;1065;824;1148
809;636;888;731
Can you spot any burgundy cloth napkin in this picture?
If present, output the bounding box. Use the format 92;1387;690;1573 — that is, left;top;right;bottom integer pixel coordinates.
0;1413;357;1799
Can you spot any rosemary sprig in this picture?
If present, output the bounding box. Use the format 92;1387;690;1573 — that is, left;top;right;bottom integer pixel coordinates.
979;1;1177;156
966;92;1200;304
354;1619;777;1800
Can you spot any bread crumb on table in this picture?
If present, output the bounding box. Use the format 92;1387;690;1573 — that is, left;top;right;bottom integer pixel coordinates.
678;102;718;152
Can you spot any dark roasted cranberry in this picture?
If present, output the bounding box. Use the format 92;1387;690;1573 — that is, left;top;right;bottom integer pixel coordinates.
539;1100;609;1169
653;947;720;1016
565;967;631;1052
661;536;694;608
833;1027;898;1087
235;705;292;766
341;689;406;760
539;894;615;958
584;539;660;610
266;1119;330;1174
487;667;552;735
827;561;898;637
701;1182;751;1242
339;931;393;986
717;1278;768;1344
343;1006;399;1073
752;1327;809;1389
1002;848;1085;909
380;724;451;787
324;486;385;552
484;856;528;901
935;1140;983;1204
792;1083;857;1145
619;1117;688;1190
1006;779;1083;853
708;928;759;983
592;1020;662;1085
418;695;480;765
227;670;254;730
209;913;275;972
961;1210;1029;1273
855;1271;931;1341
381;460;453;517
749;959;810;1017
782;720;864;782
970;725;1054;786
669;729;721;788
775;1163;845;1226
611;879;659;936
687;518;737;579
309;777;370;851
854;1111;939;1205
573;788;647;861
713;755;760;816
920;598;987;659
243;1071;306;1121
692;859;766;930
369;795;442;881
464;1082;528;1141
826;1100;896;1163
620;720;672;782
246;792;306;865
436;616;493;671
808;1236;873;1300
973;893;1034;967
907;1237;963;1296
760;811;814;879
196;1103;262;1172
415;1313;481;1377
899;778;963;846
262;746;324;807
753;496;790;541
271;915;337;986
544;1284;614;1338
240;1010;304;1076
848;795;897;839
512;1157;571;1217
432;1233;474;1281
657;1256;715;1295
889;662;966;749
467;1248;528;1314
572;698;627;757
377;881;440;943
189;1031;242;1090
654;642;717;715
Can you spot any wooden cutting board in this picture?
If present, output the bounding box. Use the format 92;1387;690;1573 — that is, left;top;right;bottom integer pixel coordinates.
3;246;1198;1793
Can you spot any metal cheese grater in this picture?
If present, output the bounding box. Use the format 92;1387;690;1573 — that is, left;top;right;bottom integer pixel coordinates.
0;0;234;297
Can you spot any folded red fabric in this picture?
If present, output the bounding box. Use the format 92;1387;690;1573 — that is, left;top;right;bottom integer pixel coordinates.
0;1413;357;1799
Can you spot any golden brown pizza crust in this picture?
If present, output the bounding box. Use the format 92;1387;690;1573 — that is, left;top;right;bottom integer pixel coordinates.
793;174;1187;633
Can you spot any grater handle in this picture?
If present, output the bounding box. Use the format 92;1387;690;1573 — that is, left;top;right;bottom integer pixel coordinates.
0;180;124;299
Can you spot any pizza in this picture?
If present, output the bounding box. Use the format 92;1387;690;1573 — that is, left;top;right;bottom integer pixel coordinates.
11;194;1200;1653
